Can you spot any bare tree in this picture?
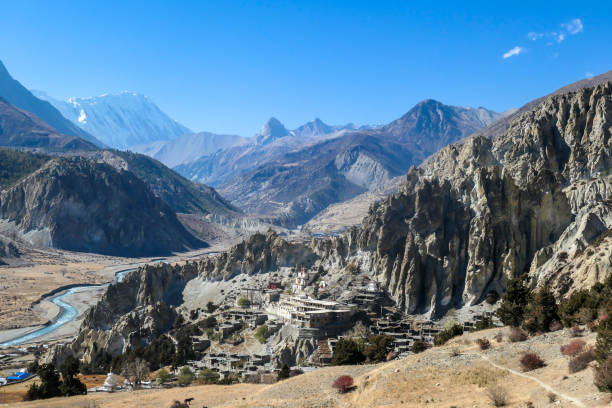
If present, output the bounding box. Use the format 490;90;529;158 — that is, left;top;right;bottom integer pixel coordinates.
121;358;150;388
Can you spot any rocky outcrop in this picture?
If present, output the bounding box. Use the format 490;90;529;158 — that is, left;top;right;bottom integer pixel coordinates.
198;230;318;280
69;262;199;364
0;157;205;255
66;231;315;365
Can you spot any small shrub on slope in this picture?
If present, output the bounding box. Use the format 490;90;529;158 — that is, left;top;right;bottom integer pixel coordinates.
332;375;354;393
569;349;595;373
477;338;491;350
561;339;585;356
434;323;463;346
509;327;528;342
520;353;545;372
486;385;508;407
593;357;612;392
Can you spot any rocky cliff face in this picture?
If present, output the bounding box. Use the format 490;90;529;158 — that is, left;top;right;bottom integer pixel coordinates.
0;157;204;255
313;82;612;316
197;230;317;280
68;262;200;364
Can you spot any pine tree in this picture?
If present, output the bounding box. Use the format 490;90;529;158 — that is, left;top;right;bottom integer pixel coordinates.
277;364;290;381
496;275;531;327
522;286;559;334
596;315;612;363
59;355;87;396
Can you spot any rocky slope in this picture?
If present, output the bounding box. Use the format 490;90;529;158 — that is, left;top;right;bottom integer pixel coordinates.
0;156;205;255
0;60;103;147
89;150;237;216
33;91;191;149
473;69;612;141
0;98;96;151
218;133;417;226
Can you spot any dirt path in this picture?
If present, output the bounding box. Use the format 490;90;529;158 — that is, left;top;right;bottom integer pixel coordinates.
471;352;586;408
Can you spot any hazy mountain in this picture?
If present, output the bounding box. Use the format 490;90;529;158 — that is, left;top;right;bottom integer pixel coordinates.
0;97;96;151
189;101;501;226
174;117;380;185
131;131;248;168
0;60;103;147
256;117;291;145
381;100;502;152
33;91;191;149
293;118;379;139
218;133;418;226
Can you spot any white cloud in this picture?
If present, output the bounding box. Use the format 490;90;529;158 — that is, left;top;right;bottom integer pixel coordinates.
585;72;594;78
503;46;525;59
525;18;583;44
527;32;543;41
562;18;583;35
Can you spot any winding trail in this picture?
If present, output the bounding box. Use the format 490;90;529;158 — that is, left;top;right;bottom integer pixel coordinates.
469;352;586;408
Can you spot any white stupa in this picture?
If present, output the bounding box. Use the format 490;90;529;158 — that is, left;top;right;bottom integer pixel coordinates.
100;372;119;392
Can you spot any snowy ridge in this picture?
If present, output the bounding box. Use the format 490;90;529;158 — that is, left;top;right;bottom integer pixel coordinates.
32;90;191;149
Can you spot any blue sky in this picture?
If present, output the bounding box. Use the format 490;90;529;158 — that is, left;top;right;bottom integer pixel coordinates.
1;1;610;135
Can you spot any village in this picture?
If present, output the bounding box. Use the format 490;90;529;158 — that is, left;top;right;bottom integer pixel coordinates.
0;264;502;394
135;264;504;389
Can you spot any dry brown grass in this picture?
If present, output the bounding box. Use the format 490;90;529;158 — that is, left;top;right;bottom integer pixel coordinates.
458;363;508;388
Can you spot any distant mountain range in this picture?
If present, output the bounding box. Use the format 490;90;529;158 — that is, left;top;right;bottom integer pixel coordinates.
33;90;192;149
177;102;503;226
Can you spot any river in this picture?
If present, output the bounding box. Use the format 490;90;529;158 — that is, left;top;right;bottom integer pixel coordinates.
0;267;139;348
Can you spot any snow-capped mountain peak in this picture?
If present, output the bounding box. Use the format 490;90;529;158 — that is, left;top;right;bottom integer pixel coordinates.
32;90;191;149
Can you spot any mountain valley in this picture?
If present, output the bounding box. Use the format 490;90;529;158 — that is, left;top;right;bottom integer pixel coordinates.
1;57;611;408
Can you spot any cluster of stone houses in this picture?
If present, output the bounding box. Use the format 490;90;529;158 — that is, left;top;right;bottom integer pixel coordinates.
176;266;504;383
